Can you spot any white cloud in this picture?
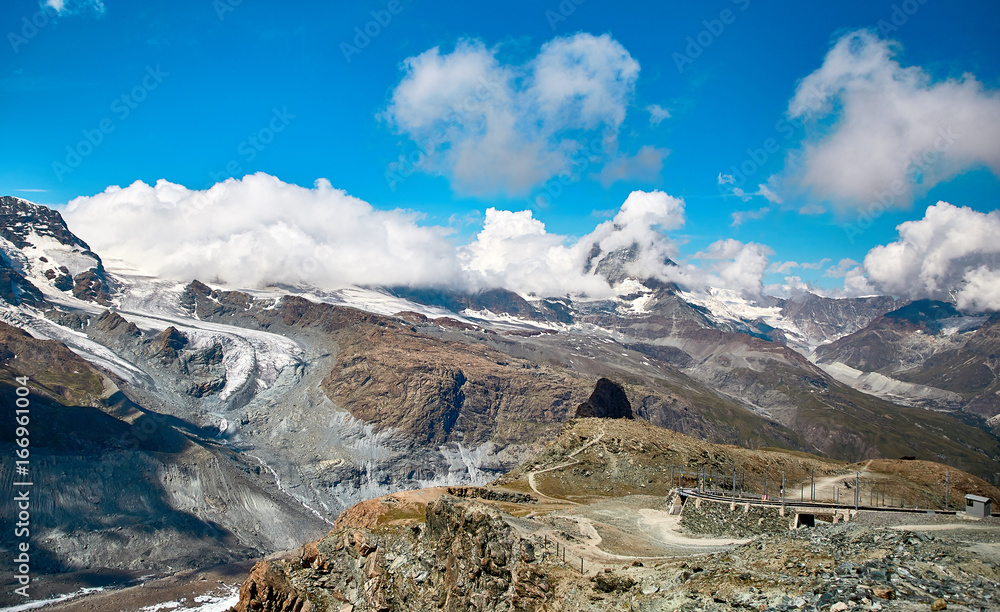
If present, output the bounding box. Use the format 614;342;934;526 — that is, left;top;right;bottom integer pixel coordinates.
861;202;1000;311
690;239;774;296
787;30;1000;207
460;190;687;297
769;260;799;275
596;145;668;186
721;177;782;207
800;258;830;270
44;0;106;16
384;33;643;197
730;206;770;227
64;174;464;290
458;208;607;297
756;182;782;204
824;258;859;278
646;104;671;126
66;178;709;299
798;203;826;215
65;176;782;302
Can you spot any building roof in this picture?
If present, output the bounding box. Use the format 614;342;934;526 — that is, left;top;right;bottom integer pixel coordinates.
965;494;991;503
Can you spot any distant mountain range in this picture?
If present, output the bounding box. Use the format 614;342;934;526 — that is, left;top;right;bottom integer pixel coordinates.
1;195;998;595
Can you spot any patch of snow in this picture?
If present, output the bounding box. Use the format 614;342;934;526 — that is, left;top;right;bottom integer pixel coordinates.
0;587;105;612
818;361;963;408
681;287;810;347
938;315;988;336
139;601;182;611
21;230;98;277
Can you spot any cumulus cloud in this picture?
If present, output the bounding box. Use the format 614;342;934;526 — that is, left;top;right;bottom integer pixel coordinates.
66;177;722;298
460;190;686;297
861;202;1000;311
690;239;774;297
384;33;644;196
787;30;1000;207
64;174;463;290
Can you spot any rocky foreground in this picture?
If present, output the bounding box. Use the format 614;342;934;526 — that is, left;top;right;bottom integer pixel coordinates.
225;419;1000;612
227;492;1000;612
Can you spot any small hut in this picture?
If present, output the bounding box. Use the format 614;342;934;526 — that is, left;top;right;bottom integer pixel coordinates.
964;494;992;518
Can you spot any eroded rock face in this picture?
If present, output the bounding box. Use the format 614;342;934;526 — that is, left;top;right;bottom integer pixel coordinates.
574;378;633;420
229;497;552;612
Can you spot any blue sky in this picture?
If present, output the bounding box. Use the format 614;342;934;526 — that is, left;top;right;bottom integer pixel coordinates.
2;0;999;301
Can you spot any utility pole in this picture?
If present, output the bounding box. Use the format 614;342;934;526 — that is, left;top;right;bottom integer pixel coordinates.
732;467;737;499
764;472;768;500
945;470;950;511
855;471;859;511
781;471;785;502
811;469;815;502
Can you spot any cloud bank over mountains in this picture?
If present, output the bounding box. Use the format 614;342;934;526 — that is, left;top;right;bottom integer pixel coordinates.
64;174;770;300
862;202;1000;311
64;174;1000;311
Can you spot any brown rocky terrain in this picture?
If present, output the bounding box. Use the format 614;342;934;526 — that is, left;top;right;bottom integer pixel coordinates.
224;418;1000;612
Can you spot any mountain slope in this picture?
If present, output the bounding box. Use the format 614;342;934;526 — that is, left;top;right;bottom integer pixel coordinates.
816;300;1000;420
0;321;327;592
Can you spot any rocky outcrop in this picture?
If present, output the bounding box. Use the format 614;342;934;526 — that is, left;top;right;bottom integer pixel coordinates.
0;195;88;249
72;266;116;305
232;561;313;612
776;293;899;346
229;496;552;612
574;378;633;419
0;196;117;305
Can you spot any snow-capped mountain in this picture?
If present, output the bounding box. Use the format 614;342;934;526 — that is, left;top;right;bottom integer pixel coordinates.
2;197;998;586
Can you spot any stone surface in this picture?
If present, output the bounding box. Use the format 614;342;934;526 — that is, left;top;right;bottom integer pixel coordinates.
574;378;634;420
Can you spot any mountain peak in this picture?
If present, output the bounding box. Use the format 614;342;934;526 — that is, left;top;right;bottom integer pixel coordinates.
0;195;91;251
0;196;116;306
